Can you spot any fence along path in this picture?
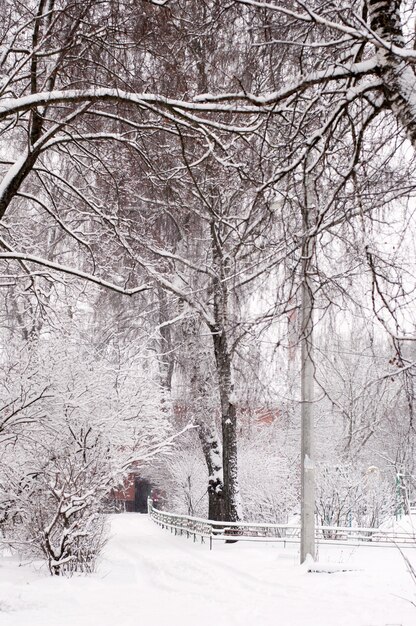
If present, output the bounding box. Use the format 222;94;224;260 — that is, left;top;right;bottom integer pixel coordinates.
147;500;416;550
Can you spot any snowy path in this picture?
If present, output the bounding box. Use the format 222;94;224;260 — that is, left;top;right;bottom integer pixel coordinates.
1;513;416;626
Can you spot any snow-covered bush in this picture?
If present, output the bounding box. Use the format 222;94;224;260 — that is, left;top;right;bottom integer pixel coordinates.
315;463;396;530
0;329;175;574
157;434;208;517
239;425;300;523
14;450;110;575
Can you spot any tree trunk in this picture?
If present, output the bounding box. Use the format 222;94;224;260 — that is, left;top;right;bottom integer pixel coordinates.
181;312;226;521
210;220;242;523
212;329;241;522
367;0;416;148
157;286;174;393
196;418;226;521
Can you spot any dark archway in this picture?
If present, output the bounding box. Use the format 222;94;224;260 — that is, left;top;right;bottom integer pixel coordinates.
134;477;152;513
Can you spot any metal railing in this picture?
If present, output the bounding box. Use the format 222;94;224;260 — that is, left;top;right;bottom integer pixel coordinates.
147;499;416;550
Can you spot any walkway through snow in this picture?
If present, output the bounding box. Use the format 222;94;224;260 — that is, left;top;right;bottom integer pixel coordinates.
0;514;415;626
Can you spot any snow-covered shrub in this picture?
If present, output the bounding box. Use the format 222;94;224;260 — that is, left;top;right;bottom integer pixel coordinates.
16;450;110;575
0;331;174;574
239;426;300;523
315;463;396;530
159;441;208;517
0;480;19;539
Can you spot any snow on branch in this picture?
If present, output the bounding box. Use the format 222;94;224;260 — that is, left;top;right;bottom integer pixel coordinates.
0;89;265;128
195;59;380;106
0;253;151;296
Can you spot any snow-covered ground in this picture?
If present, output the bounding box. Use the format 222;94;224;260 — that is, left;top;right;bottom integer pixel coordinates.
1;513;415;626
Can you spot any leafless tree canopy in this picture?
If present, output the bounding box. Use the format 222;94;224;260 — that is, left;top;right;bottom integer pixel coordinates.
0;1;415;568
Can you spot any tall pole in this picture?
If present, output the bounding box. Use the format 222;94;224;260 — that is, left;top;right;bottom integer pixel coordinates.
300;174;316;563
